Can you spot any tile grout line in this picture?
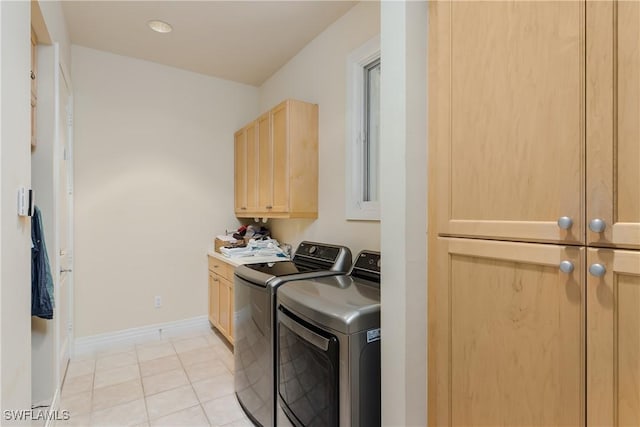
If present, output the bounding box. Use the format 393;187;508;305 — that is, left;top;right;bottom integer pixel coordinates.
69;329;231;426
135;344;152;427
172;335;213;426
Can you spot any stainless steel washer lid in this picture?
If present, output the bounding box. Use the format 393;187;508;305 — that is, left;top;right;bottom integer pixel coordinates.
277;275;380;334
234;241;353;288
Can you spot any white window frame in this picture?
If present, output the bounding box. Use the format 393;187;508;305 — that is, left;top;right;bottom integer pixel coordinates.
345;35;381;221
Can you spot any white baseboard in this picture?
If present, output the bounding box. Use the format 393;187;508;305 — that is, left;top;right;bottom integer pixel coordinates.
73;316;210;357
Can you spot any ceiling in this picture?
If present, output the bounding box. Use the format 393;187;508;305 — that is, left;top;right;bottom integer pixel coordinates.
62;1;358;86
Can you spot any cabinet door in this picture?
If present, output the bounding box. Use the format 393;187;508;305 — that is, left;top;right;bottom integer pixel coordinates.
228;281;234;343
587;2;640;249
234;128;247;214
430;1;585;244
218;278;231;337
429;237;584;426
257;112;273;211
209;273;220;327
271;101;289;213
246;122;259;212
587;248;640;426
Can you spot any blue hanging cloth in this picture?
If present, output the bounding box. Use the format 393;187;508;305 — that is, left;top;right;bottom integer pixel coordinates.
31;206;54;319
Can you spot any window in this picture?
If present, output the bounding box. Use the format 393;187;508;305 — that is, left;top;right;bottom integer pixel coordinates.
346;35;381;220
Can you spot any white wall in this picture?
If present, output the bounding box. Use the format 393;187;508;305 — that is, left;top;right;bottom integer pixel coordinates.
72;46;258;338
380;1;428;426
257;1;380;255
0;0;33;415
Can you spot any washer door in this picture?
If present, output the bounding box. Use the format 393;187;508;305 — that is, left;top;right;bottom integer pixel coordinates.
278;306;339;427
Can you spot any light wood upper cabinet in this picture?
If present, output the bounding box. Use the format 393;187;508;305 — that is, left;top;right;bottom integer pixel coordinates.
271;101;290;213
257;112;273;211
587;2;640;249
431;1;586;244
587;248;640;426
234;122;259;214
429;237;585;426
246;122;259;213
234;128;247;213
234;99;318;219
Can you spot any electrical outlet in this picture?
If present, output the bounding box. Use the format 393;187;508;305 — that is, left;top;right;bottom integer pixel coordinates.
154;296;162;308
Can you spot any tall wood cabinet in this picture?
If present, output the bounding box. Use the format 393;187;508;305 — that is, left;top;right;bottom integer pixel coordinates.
234;99;318;219
428;1;640;425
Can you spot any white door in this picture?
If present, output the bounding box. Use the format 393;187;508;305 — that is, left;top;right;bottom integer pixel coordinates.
56;63;73;384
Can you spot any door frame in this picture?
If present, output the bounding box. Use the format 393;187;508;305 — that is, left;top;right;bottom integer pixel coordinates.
53;53;74;388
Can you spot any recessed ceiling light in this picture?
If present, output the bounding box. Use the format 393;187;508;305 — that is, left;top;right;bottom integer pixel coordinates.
147;20;172;33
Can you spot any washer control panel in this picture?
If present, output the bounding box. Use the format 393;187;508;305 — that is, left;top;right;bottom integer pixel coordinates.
351;251;381;285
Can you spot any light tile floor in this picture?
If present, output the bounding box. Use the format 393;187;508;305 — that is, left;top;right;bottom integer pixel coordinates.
56;328;254;427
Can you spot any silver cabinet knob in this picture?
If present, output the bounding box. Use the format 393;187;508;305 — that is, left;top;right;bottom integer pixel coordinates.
557;216;573;230
589;263;606;277
559;260;574;274
589;218;606;233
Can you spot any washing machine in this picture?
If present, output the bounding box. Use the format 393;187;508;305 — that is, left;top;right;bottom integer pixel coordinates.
276;251;381;427
234;241;352;427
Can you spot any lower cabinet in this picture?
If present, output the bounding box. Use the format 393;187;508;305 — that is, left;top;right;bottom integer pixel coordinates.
208;272;220;327
430;238;640;426
208;255;235;345
587;248;640;425
217;278;232;340
430;237;584;425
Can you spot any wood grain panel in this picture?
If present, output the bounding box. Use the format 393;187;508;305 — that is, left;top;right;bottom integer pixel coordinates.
257;113;273;211
209;273;220;328
432;237;584;426
618;274;640;426
587;248;640;426
218;278;232;339
288;100;318;217
228;281;235;343
434;0;585;244
617;1;640;227
587;1;640;249
234;129;247;213
271;101;289;213
429;238;450;426
427;3;443;422
246;122;258;212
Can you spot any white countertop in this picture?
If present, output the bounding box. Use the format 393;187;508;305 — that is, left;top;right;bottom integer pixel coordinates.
207;249;288;267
